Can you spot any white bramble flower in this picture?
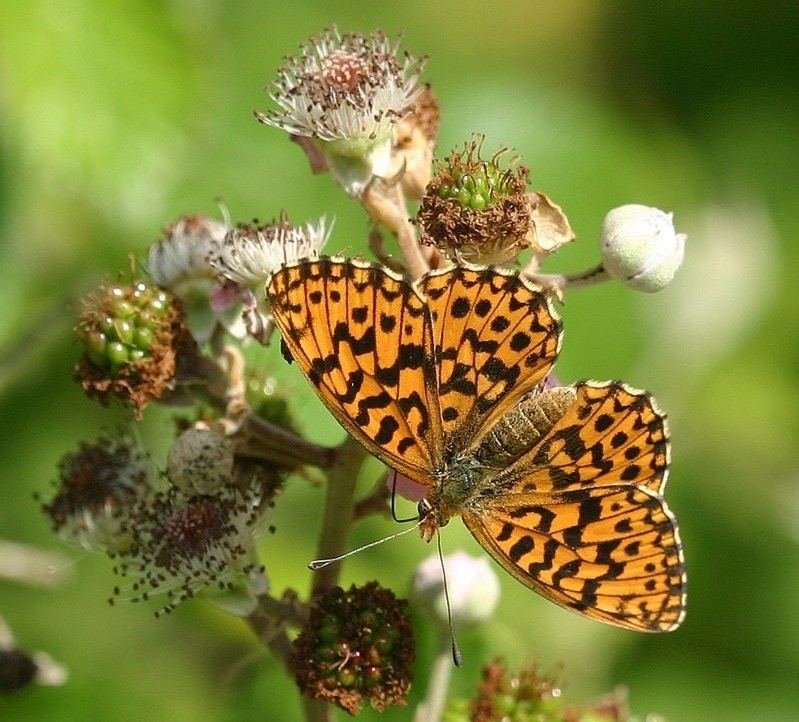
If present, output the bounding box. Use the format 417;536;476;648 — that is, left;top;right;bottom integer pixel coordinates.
600;204;686;293
255;28;425;195
145;213;232;343
210;213;331;287
411;550;500;629
146;214;229;291
42;436;155;554
111;482;268;616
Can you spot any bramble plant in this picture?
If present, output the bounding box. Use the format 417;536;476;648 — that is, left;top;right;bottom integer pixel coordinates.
6;25;690;721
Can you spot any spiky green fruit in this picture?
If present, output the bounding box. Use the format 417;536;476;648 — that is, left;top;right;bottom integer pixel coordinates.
77;282;173;375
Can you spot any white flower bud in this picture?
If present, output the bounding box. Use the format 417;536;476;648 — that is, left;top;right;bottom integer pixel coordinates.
600;204;686;292
411;550;500;629
167;428;234;495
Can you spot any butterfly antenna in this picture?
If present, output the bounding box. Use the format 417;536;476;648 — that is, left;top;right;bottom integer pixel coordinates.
437;532;463;667
308;520;422;570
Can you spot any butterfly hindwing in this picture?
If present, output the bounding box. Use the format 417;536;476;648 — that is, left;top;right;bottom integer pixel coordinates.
267;258;442;482
417;266;562;447
495;381;670;495
463;484;686;632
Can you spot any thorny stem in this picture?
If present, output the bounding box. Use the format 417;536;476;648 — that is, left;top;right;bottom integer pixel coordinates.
414;632;454;722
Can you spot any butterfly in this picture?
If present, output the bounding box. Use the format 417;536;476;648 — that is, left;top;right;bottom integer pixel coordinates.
266;257;686;632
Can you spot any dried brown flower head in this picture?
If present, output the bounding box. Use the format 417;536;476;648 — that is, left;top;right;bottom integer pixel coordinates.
417;137;532;264
291;582;415;715
111;482;267;615
74;280;196;419
42;434;153;553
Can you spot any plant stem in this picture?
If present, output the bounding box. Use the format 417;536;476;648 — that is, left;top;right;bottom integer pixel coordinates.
243;412;337;469
524;262;610;297
310;435;368;597
362;183;429;279
414;632;454;722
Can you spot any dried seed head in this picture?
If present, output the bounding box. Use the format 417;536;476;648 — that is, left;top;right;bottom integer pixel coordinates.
417;137;532;264
291;582;415;714
111;482;267;615
42;435;154;554
0;649;38;694
210;212;331;288
167;428;234;495
74;280;195;418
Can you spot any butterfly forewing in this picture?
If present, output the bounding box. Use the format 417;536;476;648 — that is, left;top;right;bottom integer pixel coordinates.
463;485;685;632
417;266;562;447
267;258;441;482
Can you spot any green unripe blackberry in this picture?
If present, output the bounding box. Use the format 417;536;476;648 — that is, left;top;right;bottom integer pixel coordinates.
77;282;175;375
418;136;534;265
291;582;415;715
435;148;516;210
75;278;192;419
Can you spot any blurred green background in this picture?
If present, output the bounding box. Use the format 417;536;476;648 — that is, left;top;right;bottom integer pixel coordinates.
2;1;798;720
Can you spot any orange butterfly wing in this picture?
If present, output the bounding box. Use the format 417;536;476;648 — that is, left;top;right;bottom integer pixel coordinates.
496;381;670;494
464;381;685;632
416;265;562;449
463;485;685;632
267;258;442;483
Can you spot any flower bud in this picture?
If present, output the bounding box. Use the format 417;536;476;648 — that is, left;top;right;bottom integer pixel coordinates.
291;582;415;714
600;204;686;292
167;428;234;495
411;550;500;629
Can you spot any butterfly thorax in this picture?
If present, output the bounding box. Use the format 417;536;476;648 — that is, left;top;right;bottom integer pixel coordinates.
419;453;493;542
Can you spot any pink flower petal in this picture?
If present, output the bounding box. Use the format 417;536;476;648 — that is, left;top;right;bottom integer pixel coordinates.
385;468;427;502
210;282;241;312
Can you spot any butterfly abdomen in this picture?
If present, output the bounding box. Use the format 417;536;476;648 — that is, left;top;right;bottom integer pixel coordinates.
474;386;577;466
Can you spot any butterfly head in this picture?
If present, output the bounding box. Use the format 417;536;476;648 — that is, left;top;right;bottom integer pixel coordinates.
417;498;449;542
